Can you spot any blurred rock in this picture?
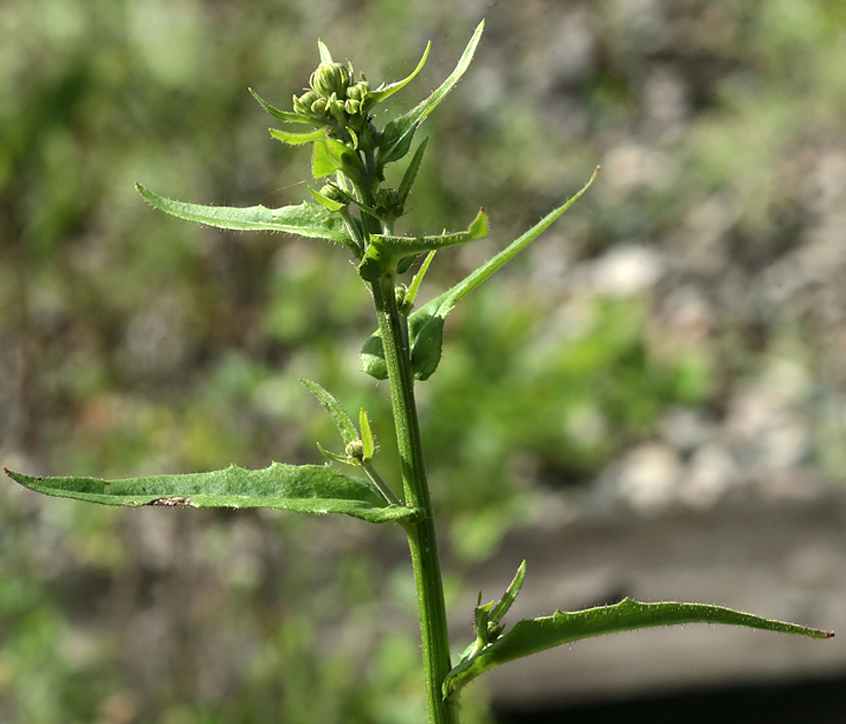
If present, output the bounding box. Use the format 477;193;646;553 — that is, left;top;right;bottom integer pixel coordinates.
611;442;683;514
588;242;667;296
680;442;739;509
659;406;717;454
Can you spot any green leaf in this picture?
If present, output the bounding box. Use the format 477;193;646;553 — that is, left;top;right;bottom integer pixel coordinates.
416;166;598;321
409;315;445;381
301;379;359;446
359;408;375;462
379;20;483;166
358;208;488;283
366;43;431;107
249;88;318;125
316;441;353;466
4;464;418;524
135;184;356;250
317;38;333;65
443;596;833;699
308;186;347;212
460;560;528;664
405;250;436;308
376;124;418;169
270;127;327;145
398;138;429;206
312;140;342;179
361;334;390;380
361;167;599;380
312;136;361;180
489;560;526;625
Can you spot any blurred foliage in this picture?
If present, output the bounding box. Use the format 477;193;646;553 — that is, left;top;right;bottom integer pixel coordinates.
2;0;846;721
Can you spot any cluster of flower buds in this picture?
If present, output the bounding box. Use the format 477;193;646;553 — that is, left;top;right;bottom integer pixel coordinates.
292;62;371;128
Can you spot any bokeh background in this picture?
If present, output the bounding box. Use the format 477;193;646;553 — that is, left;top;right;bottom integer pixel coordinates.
3;0;846;722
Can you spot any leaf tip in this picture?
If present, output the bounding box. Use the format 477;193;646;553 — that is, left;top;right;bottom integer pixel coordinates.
3;467;27;483
134;183;156;205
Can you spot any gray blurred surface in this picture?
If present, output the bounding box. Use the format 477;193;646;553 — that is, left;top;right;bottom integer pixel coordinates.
456;490;846;709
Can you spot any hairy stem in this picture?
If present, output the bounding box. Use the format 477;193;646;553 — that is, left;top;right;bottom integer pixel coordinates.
371;277;457;724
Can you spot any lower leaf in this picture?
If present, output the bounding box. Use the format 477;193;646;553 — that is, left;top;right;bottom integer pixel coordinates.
443;596;833;699
4;464;416;524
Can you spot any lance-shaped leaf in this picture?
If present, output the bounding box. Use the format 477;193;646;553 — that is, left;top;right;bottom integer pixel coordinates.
489;560;526;626
358;208;488;283
270;127;327;145
398;137;429;207
443;596;833;699
359;408;376;462
316;442;352;466
377;20;484;168
317;38;333;65
249;88;320;126
362;168;599;380
300;379;359;446
135;184;357;253
4;464;417;524
460;561;528;666
366;42;431;108
405;250;436;308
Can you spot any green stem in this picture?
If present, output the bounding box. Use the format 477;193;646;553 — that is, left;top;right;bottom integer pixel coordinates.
371;277;457;724
362;461;401;506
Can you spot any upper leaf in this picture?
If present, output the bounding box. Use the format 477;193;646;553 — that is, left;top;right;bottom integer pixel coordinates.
317;38;334;65
5;464;417;524
270;127;328;146
249;88;320;126
378;20;484;168
135;184;358;253
489;560;526;625
361;168;600;380
300;379;359;447
358;208;488;284
311;136;362;180
366;43;431;108
443;596;833;699
359;408;376;462
398;138;429;207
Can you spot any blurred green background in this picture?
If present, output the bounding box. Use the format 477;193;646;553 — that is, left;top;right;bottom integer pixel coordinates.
3;0;846;722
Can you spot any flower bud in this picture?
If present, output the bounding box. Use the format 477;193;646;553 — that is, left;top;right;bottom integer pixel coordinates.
375;188;403;220
346;82;367;102
293;90;319;117
319;184;346;203
311;63;351;99
310;97;327;117
344;98;362;116
345;439;364;461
